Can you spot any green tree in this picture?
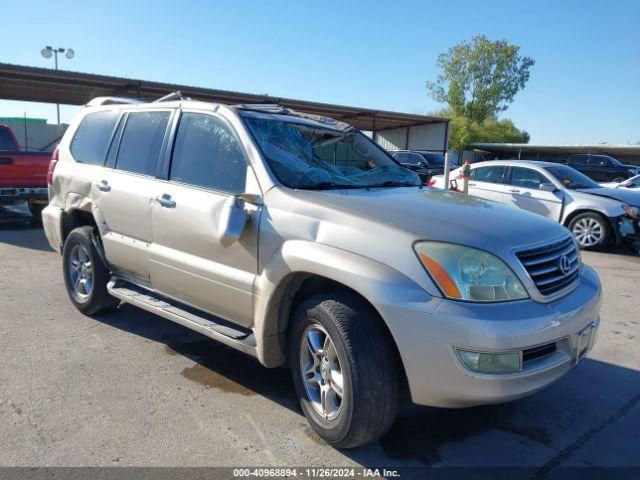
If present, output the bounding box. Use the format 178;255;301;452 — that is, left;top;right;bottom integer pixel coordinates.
427;35;534;123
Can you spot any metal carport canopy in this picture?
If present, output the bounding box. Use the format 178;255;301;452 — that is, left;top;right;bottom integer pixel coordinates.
0;63;447;132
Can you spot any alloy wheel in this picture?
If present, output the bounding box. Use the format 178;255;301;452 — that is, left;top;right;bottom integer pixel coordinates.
572;217;603;248
67;244;94;303
300;324;345;421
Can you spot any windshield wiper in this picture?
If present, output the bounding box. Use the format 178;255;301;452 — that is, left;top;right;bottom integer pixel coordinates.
367;180;418;188
299;182;367;190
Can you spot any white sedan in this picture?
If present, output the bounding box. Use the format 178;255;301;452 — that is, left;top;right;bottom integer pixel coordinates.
600;174;640;189
429;160;640;250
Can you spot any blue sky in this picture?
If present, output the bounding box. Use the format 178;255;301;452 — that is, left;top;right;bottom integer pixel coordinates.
2;0;639;144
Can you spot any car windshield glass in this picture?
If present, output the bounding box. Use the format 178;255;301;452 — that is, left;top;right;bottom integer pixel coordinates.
595;155;621;166
420;153;445;166
402;154;423;166
242;113;421;189
546;165;599;190
621;174;640;188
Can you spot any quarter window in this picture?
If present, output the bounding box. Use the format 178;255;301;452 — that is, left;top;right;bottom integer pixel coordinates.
170;113;247;194
473;166;507;184
70;110;120;165
115;111;171;176
510;167;550;190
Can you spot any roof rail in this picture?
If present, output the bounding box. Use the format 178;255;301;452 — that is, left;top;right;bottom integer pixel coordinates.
154;91;190;103
86;96;146;106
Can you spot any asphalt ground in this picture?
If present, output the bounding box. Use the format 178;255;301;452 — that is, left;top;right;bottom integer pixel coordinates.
0;204;638;476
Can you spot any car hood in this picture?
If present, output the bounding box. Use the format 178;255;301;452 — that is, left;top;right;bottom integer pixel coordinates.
579;187;640;206
293;187;568;251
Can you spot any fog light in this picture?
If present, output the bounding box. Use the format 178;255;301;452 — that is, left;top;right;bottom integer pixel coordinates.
455;349;522;374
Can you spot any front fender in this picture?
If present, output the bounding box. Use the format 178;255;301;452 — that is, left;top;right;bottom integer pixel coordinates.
253;240;441;367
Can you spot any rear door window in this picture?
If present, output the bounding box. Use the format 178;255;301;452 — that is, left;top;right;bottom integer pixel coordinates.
70;110;121;165
169;112;247;194
115;111;171;176
474;166;507;184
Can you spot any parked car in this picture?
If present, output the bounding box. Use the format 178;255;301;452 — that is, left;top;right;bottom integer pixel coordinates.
0;124;52;217
430;160;640;250
565;154;639;183
600;174;640;189
391;150;446;182
42;97;601;448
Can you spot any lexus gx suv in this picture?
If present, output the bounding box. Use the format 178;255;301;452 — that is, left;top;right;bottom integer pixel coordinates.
42;96;601;448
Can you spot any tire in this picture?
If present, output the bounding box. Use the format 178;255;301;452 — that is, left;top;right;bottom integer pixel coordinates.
611;176;627;184
289;292;399;448
569;212;611;250
28;201;45;219
62;226;119;315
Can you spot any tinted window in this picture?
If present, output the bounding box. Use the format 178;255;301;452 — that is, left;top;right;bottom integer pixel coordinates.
170;113;246;194
116;111;171;176
510;167;550;190
569;155;588;165
419;152;445;166
70;110;120;165
589;155;615;166
474;166;506;184
0;128;17;150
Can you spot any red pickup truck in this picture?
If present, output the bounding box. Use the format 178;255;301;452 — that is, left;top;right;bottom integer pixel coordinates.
0;124;52;217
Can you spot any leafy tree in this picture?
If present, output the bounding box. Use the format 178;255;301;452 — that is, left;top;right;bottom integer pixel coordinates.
431;108;530;151
427;35;534;123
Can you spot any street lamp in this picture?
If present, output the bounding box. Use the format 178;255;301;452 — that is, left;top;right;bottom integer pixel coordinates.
41;46;75;124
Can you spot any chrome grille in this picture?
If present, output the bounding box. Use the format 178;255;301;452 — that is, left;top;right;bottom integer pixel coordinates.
516;236;580;297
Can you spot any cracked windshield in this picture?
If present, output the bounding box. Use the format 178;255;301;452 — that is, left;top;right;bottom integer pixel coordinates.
242;113;420;189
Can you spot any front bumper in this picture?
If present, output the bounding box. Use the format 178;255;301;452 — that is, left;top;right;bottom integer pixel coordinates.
618;215;639;243
376;265;601;408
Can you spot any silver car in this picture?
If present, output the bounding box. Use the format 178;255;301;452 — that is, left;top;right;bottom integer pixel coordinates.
42;98;601;448
431;160;640;250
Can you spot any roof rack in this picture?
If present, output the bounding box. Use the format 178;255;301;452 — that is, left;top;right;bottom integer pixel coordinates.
85;96;146;106
154;91;190;103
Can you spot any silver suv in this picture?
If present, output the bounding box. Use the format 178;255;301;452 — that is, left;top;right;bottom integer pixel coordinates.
42;97;601;448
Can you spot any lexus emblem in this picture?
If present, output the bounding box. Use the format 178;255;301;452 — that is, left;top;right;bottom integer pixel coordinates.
559;255;571;275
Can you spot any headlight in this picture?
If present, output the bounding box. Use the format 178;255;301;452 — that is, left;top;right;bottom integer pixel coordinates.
622;205;640;218
414;241;528;302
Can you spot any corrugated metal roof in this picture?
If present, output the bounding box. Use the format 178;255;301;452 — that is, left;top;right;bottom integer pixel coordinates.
0;63;448;132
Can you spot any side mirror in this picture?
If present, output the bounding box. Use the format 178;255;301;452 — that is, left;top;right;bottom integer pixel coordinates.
539;183;558;192
218;196;248;247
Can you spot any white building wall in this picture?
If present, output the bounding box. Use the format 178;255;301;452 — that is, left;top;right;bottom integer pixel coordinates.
2;121;67;151
375;122;447;152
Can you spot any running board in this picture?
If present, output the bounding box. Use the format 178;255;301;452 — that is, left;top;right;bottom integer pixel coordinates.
107;279;257;357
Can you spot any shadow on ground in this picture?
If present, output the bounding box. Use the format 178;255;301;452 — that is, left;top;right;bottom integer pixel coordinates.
89;303;640;468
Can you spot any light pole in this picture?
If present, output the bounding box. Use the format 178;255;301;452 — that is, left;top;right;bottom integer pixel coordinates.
41;46;75;125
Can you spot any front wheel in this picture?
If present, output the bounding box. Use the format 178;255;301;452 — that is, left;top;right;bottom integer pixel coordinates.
569;212;611;250
289;292;399;448
611;176;627;184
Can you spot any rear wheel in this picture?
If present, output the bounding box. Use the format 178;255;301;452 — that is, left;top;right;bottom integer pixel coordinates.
569;212;611;250
62;226;119;315
289;292;399;448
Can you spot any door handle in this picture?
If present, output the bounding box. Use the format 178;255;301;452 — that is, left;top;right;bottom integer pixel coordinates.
156;193;176;208
97;180;111;192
